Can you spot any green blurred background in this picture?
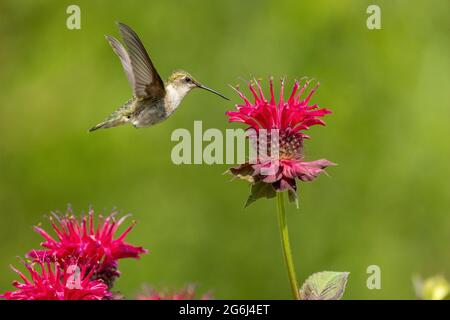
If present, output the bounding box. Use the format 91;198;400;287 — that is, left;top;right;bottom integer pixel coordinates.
0;0;449;299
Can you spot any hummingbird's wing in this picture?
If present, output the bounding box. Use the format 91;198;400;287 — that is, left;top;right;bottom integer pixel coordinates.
116;22;166;100
105;35;135;91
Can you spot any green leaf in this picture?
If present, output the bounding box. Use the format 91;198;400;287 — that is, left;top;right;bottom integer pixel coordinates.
244;182;276;207
300;271;349;300
227;165;255;183
287;189;299;209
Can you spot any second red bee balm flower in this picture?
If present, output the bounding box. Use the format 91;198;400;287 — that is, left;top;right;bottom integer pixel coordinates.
226;78;335;206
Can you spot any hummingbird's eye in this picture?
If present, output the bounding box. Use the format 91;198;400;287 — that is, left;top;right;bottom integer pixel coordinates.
184;77;191;83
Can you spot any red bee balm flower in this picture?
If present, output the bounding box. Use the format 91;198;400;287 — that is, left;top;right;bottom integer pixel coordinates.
226;79;335;206
27;209;148;287
0;261;111;300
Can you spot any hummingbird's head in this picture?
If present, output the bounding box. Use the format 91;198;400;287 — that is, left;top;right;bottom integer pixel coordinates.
167;70;229;101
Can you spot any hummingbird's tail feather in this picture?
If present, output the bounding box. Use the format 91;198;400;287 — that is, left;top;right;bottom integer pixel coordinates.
89;117;128;132
89;98;135;132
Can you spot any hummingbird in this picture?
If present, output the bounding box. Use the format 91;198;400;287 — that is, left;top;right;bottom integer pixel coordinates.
89;22;229;132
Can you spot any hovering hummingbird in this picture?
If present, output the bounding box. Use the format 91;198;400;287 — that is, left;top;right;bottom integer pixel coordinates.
89;22;229;132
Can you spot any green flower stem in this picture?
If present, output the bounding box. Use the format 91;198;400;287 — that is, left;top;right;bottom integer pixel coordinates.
276;192;300;300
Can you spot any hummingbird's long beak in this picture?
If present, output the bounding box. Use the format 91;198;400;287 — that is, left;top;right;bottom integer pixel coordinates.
195;82;230;101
